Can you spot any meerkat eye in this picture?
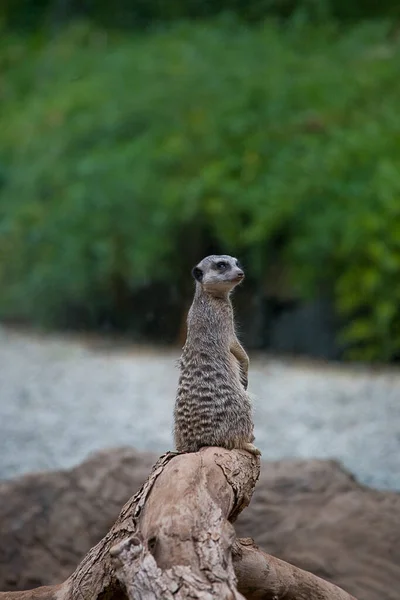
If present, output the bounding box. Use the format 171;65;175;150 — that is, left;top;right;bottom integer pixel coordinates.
235;260;243;269
217;261;228;270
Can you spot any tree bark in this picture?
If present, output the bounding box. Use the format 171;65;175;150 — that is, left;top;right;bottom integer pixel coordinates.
0;448;356;600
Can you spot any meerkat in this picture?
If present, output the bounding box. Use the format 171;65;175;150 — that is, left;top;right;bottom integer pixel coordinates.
173;254;261;456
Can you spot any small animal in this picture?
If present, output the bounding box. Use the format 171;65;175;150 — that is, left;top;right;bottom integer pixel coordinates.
174;254;260;456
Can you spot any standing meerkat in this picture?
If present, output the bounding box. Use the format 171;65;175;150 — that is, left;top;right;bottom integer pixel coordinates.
174;254;261;456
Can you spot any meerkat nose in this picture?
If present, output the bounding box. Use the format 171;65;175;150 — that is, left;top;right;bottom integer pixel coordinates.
236;270;244;279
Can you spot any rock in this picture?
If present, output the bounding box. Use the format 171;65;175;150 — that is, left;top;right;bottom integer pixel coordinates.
236;459;400;600
0;448;399;600
0;448;156;591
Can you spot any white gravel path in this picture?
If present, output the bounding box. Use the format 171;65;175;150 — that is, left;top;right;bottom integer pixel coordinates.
0;325;399;489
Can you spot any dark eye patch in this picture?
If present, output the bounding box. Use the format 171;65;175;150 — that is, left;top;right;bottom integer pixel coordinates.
216;261;229;270
235;259;243;269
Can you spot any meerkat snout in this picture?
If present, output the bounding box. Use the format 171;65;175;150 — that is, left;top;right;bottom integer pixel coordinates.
235;269;244;280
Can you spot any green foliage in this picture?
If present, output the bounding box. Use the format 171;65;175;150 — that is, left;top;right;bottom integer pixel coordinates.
2;0;400;32
1;18;400;359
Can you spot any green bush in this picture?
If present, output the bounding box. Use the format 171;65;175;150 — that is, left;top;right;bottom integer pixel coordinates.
2;0;400;31
1;18;400;359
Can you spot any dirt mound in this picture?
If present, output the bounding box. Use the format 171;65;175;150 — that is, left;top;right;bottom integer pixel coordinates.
0;448;399;600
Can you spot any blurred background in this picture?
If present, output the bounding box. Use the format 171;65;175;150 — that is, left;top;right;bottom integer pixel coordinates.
0;0;400;489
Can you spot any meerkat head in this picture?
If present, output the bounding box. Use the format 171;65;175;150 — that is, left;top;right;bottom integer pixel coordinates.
191;255;245;296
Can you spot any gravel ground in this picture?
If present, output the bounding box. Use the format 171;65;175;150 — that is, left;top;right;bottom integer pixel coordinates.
0;325;399;490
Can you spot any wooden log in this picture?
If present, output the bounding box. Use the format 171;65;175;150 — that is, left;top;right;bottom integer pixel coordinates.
0;449;356;600
233;538;356;600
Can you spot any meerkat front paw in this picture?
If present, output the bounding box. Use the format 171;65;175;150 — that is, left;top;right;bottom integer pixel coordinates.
242;442;262;456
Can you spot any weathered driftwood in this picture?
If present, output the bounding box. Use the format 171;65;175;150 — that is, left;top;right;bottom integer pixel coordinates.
0;448;356;600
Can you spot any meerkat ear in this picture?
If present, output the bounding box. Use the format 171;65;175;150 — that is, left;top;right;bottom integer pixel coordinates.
192;266;203;282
